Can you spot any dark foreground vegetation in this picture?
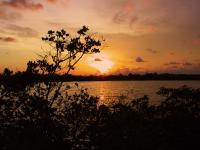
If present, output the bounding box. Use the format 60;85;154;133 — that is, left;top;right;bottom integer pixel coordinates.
1;26;200;150
1;81;200;150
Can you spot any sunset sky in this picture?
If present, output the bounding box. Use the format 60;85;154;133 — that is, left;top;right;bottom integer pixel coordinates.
0;0;200;75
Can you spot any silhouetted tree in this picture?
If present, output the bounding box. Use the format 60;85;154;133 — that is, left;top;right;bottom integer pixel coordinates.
28;26;102;75
0;26;103;150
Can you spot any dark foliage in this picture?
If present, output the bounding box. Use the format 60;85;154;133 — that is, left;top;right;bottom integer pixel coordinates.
1;82;200;150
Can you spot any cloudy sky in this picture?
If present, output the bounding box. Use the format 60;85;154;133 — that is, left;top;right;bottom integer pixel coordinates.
0;0;200;74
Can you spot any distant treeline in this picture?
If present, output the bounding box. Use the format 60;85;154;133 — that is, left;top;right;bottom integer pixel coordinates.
1;70;200;82
68;73;200;81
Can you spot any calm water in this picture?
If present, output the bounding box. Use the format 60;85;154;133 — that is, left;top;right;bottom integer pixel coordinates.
65;80;200;105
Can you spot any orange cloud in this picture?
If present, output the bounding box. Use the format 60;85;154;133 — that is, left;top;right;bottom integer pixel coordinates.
136;57;146;63
6;24;38;37
0;10;21;20
94;58;102;62
46;0;59;3
0;37;16;42
146;48;158;54
164;61;193;67
164;62;181;66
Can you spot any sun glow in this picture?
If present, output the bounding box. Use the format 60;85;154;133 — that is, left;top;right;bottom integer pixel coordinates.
88;54;114;74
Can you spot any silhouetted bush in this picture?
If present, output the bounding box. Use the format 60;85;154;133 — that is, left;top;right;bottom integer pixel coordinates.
0;82;99;150
1;84;200;150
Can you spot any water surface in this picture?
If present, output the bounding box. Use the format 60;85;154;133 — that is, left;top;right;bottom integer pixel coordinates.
65;80;200;104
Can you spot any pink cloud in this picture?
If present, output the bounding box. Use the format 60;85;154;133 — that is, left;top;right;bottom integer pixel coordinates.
192;38;200;45
112;0;138;27
123;0;134;13
1;0;43;11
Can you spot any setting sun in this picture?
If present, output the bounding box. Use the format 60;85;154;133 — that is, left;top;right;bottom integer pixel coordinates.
88;54;114;74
